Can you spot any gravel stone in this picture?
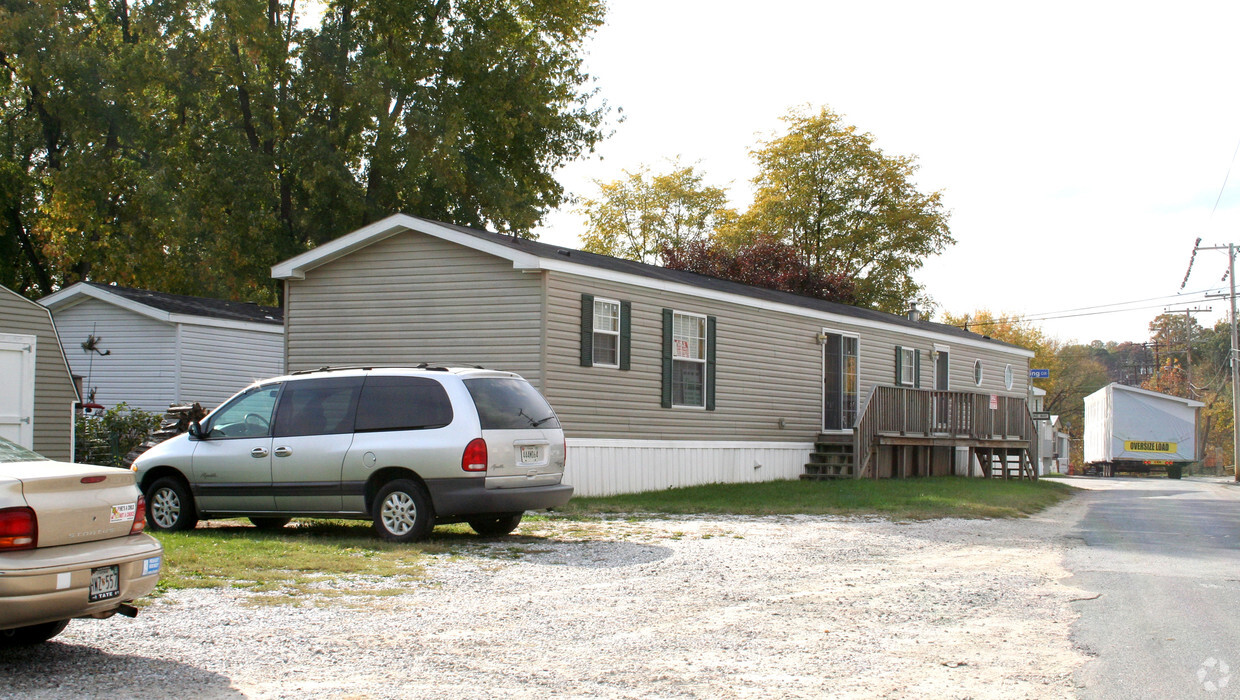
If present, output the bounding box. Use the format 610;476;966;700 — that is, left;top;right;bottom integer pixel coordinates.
0;500;1091;699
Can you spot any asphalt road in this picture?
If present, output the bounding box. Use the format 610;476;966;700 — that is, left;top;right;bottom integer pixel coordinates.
1062;477;1240;698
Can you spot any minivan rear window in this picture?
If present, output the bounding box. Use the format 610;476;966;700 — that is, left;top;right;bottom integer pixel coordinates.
354;376;454;432
464;378;561;430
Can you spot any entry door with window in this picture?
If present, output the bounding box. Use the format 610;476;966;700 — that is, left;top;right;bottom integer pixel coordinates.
822;332;859;431
0;334;35;448
933;349;950;432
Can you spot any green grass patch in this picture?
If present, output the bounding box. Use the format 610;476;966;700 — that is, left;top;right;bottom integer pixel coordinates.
559;476;1076;520
149;519;440;603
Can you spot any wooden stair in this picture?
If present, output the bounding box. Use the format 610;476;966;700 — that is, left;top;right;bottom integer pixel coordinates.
801;433;856;480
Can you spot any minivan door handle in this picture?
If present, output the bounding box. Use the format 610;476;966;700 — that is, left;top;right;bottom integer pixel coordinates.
251;447;269;458
273;446;293;457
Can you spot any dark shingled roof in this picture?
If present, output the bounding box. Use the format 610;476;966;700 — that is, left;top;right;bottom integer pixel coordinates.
86;283;283;325
422;217;1027;353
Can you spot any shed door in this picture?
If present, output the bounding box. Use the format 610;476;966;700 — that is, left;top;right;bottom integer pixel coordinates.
0;333;36;448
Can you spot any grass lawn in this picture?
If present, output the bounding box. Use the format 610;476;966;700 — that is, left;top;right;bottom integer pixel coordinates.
148;520;458;604
559;476;1077;520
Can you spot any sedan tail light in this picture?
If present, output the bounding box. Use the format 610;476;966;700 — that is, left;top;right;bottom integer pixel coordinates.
0;507;37;551
462;438;488;472
130;494;147;535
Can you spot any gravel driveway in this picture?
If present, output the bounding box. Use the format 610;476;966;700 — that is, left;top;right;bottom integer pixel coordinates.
1;500;1092;699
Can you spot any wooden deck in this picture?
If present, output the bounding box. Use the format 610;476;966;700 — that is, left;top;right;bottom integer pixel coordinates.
804;386;1039;481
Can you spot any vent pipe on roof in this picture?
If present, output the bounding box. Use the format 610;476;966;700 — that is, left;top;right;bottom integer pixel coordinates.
907;302;921;323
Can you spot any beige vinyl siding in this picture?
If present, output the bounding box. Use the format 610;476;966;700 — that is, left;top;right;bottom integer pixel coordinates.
52;298;177;413
0;288;78;460
545;271;1030;442
285;230;544;386
178;324;285;410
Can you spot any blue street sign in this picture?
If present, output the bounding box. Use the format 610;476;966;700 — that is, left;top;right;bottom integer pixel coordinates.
1029;369;1050;379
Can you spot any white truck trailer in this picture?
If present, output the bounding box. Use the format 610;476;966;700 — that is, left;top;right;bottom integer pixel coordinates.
1083;383;1203;477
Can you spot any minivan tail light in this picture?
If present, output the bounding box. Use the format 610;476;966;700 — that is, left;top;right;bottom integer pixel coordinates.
462;438;488;472
130;494;147;535
0;507;37;551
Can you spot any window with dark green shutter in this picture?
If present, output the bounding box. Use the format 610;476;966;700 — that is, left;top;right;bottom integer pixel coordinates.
705;316;717;411
583;294;627;369
896;346;915;386
664;310;708;408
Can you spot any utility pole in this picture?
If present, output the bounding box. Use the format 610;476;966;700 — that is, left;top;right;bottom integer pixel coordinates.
1192;243;1240;481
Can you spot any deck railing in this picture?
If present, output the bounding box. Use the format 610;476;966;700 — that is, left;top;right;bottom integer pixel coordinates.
852;386;1038;478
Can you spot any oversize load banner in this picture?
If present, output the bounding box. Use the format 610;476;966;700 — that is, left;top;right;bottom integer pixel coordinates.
1124;440;1177;453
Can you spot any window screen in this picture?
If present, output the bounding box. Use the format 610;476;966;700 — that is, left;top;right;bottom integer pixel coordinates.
354;376;454;432
464;378;560;430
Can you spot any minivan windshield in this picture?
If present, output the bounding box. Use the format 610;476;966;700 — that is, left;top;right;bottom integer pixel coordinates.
0;436;50;463
463;378;561;430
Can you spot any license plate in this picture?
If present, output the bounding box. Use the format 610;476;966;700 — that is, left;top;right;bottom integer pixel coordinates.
520;445;542;463
89;565;120;602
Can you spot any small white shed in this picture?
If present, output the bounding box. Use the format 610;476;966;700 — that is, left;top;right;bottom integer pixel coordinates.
40;283;285;414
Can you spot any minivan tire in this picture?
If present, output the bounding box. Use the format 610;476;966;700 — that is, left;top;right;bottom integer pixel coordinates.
373;479;434;542
468;512;523;537
146;476;199;531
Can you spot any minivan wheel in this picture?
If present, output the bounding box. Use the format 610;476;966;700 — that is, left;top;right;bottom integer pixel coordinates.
249;517;291;530
0;620;69;646
468;512;523;537
373;479;434;542
146;477;199;531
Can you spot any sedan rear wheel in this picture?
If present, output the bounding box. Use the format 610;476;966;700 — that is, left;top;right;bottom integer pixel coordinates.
146;477;199;532
373;479;433;543
0;620;69;646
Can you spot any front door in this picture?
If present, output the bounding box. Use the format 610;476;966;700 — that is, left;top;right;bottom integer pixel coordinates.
933;349;950;432
822;332;858;431
192;383;282;512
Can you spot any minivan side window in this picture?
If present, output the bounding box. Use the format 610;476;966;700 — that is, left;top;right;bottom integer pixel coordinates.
273;377;363;438
354;376;454;432
464;378;561;430
206;385;282;439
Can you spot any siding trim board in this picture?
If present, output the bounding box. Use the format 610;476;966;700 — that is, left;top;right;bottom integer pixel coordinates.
272;214;1034;359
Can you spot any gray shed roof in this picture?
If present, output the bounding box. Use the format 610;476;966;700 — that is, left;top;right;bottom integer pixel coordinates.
75;283;283;325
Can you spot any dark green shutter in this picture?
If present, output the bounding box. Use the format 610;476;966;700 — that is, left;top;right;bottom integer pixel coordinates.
620;300;632;371
895;346;904;385
580;294;594;367
914;349;921;388
661;309;673;408
706;316;717;411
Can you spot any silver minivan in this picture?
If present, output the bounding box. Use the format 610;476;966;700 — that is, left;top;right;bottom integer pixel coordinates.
131;367;572;541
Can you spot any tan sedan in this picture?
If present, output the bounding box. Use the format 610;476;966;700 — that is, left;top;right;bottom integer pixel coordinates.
0;437;163;645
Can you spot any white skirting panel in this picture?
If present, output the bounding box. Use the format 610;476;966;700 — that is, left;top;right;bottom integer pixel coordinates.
564;438;815;498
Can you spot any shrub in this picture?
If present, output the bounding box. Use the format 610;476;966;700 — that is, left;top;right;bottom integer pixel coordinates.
76;403;162;467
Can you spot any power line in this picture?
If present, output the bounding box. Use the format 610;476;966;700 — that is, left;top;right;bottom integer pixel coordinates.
960;297;1219;328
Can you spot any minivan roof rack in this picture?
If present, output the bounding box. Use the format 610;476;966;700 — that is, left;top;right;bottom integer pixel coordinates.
289;366;373;375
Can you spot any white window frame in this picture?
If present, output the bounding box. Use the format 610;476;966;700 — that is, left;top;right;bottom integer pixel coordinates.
672;310;707;409
899;346;916;387
974;359;984;386
1004;364;1014;390
821;329;861;432
592;297;621;368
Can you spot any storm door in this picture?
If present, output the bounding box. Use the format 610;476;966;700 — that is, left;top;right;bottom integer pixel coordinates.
822;332;859;431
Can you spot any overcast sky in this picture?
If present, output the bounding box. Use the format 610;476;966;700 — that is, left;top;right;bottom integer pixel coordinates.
533;0;1240;345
